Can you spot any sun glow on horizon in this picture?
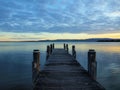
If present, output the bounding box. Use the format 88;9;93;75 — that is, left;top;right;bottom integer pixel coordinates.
0;32;120;41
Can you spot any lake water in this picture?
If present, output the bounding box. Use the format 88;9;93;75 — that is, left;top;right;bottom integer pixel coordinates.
0;42;120;90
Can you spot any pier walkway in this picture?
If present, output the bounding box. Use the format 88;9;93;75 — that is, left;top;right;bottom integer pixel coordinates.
32;44;105;90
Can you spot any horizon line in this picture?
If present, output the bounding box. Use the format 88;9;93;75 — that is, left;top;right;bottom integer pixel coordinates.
0;38;120;42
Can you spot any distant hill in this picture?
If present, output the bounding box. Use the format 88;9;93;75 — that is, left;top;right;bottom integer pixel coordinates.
97;39;120;42
1;38;120;42
38;38;120;42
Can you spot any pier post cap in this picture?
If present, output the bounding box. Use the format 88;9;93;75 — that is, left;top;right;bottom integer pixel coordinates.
88;49;96;54
72;45;75;48
33;49;40;53
47;45;50;48
89;49;95;52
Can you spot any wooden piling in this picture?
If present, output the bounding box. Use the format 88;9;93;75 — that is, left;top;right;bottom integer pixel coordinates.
33;48;105;90
46;45;50;60
72;45;76;59
50;44;53;54
88;49;97;80
64;43;66;50
66;44;69;53
32;49;40;83
52;43;54;49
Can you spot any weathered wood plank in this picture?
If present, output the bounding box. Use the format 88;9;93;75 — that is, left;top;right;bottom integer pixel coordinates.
33;49;105;90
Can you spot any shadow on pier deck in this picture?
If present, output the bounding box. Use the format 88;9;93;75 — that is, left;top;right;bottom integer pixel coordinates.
32;44;105;90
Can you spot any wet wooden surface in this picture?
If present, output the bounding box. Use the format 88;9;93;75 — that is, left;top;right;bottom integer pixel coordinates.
34;49;105;90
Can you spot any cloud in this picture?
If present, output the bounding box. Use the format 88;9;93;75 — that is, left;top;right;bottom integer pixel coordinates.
104;11;120;18
0;0;120;34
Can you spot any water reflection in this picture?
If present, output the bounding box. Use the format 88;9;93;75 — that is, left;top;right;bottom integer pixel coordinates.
74;42;120;53
107;63;120;74
0;42;120;90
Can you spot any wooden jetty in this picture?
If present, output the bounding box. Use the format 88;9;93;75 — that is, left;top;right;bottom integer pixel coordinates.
32;44;105;90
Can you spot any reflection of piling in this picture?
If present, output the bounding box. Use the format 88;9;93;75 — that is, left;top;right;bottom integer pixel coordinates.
32;49;40;83
72;45;76;59
88;49;97;80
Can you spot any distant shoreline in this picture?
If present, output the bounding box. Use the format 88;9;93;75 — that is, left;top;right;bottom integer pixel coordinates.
0;38;120;42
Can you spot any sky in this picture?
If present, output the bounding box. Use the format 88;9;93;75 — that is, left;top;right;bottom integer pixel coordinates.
0;0;120;41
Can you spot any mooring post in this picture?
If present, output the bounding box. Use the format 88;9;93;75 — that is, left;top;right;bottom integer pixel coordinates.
66;44;69;53
46;45;50;60
49;45;51;54
88;49;97;80
72;45;76;59
64;43;66;50
32;49;40;83
52;43;54;49
50;44;53;54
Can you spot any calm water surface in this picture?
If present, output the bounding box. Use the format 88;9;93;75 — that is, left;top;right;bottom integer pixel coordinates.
0;42;120;90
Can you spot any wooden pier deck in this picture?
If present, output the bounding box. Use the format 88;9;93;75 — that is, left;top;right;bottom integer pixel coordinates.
32;46;105;90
